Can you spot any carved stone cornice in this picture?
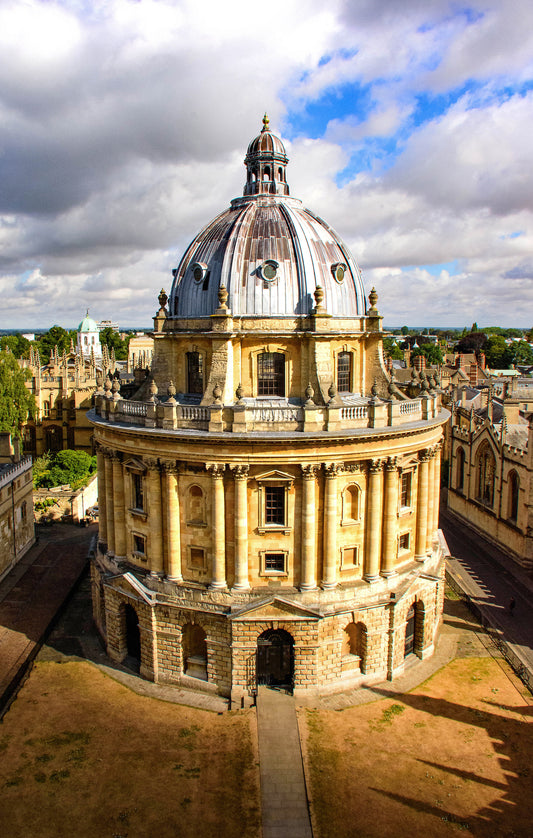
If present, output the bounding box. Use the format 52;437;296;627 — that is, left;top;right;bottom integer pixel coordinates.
324;462;343;477
342;463;361;474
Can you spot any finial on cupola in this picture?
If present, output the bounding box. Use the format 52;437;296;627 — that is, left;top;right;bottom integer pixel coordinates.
262;112;270;132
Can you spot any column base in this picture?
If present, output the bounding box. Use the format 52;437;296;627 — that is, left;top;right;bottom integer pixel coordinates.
232;583;250;592
414;554;427;563
209;581;228;591
166;574;183;583
363;574;380;583
321;581;337;590
150;570;165;579
380;569;397;579
299;583;318;592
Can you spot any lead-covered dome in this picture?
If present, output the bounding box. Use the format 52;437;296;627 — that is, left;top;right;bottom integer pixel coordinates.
169;118;366;319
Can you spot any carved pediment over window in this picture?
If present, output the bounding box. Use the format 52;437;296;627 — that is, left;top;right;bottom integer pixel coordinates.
123;457;147;473
255;469;294;485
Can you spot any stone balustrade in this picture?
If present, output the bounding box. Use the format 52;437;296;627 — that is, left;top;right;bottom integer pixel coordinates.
93;392;440;433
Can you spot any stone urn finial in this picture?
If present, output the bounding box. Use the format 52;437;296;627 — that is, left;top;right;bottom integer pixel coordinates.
212;382;222;404
158;288;168;310
304;382;314;406
111;377;121;401
104;377;113;399
371;378;379;398
314;286;325;312
217;285;229;311
328;382;337;403
148;379;159;403
368;287;379;313
167;380;177;404
235;383;244;404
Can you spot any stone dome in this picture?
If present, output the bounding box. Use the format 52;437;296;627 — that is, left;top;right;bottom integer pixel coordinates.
169;118;366;319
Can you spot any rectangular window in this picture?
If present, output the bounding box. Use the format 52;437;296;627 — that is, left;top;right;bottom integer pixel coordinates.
132;473;144;510
264;552;285;571
187;352;204;394
399;533;410;552
56;401;63;419
258;352;285;396
42;401;50;417
265;486;285;525
400;472;412;509
133;534;146;556
337;352;352;393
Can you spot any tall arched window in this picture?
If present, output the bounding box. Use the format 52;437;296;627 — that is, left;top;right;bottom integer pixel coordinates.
456;446;465;491
476;443;496;507
508;471;519;522
187;352;203;394
258;352;285;396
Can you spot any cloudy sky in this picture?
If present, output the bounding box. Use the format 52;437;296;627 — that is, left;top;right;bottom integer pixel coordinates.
1;0;532;329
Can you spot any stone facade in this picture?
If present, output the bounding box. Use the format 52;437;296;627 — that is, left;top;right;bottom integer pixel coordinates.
0;434;35;581
89;120;448;702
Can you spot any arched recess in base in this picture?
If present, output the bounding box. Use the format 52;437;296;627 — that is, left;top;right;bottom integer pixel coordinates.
124;603;141;672
182;623;208;681
342;621;367;673
404;600;425;658
256;628;294;690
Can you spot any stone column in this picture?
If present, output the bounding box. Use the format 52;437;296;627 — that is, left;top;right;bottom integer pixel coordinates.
322;463;340;589
433;443;442;536
426;448;436;553
112;453;126;558
208;464;227;589
96;443;108;549
146;459;164;577
104;450;115;555
163;462;182;581
364;459;383;582
415;450;431;561
232;465;249;590
300;464;318;591
381;457;399;577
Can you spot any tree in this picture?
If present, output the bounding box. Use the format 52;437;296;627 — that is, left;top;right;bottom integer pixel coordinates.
0;334;31;358
411;344;443;365
37;326;76;363
34;449;97;490
471;322;478;333
484;335;511;368
99;327;130;361
455;331;487;353
0;351;36;438
400;326;409;335
383;338;404;360
509;341;533;366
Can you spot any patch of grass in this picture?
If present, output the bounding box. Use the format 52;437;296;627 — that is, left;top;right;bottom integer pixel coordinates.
35;753;54;763
371;703;406;729
49;769;70;783
67;747;87;764
25;731;91;748
5;775;23;788
0;735;11;753
34;772;47;784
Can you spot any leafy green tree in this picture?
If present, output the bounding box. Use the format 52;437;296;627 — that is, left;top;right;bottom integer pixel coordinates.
400;326;409;335
0;334;31;358
471;322;478;333
383;338;404;360
455;331;487;353
0;350;36;438
411;344;443;365
37;326;76;363
509;341;533;366
484;335;511;368
34;449;97;490
99;327;130;361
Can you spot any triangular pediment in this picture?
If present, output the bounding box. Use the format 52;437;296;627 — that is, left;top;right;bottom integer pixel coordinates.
255;469;294;483
123;457;147;472
471;422;500;453
231;596;320;621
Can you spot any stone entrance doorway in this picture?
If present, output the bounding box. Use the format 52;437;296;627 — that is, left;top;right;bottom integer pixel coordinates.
124;604;141;671
256;629;294;689
404;605;415;657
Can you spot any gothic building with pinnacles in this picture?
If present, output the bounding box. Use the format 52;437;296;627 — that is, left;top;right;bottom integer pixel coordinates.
89;117;449;703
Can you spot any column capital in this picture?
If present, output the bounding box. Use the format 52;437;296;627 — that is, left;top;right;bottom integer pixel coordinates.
207;463;226;479
160;460;179;474
301;464;319;479
418;448;432;463
385;456;399;472
324;462;343;477
231;464;249;480
109;449;122;464
369;458;384;474
342;462;362;474
145;457;160;471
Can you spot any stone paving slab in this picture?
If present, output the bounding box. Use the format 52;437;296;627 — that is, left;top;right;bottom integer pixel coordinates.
256;687;313;838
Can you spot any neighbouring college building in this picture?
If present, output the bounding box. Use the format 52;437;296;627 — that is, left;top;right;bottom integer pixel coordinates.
89;117;448;703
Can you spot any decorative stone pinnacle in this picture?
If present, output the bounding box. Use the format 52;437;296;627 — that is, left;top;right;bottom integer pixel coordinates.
235;383;244;404
371;378;378;399
167;380;177;403
304;382;314;405
148;379;159;403
328;382;337;403
212;382;222;404
217;285;228;310
314;286;325;312
158;288;168;309
368;287;378;313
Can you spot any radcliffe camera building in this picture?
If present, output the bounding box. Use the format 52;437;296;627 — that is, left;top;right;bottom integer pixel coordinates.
89;117;448;702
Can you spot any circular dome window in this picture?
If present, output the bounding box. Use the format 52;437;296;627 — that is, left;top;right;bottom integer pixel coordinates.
261;260;279;282
332;263;347;284
192;262;208;283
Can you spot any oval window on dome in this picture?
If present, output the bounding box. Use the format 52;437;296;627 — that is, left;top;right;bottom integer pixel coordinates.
192;262;208;283
332;263;347;284
261;260;279;281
